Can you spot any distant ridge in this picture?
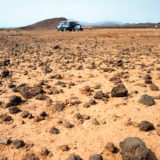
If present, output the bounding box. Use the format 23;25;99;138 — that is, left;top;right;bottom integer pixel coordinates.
20;17;67;30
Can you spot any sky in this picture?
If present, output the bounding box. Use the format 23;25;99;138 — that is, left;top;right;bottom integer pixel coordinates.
0;0;160;27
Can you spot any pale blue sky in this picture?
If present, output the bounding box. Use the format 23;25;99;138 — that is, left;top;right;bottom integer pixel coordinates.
0;0;160;27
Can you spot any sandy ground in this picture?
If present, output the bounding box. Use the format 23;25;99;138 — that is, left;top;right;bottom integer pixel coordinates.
0;28;160;160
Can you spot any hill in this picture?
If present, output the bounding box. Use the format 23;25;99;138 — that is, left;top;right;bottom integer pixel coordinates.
20;17;67;30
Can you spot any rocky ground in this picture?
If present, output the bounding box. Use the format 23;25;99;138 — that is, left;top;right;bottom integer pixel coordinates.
0;29;160;160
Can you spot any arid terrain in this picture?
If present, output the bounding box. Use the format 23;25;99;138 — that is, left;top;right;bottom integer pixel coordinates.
0;28;160;160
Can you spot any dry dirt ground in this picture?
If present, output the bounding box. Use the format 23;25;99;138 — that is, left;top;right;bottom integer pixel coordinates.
0;29;160;160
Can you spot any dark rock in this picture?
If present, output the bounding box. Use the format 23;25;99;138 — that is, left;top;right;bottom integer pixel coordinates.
35;94;47;100
8;83;16;88
105;142;117;153
6;95;22;107
66;154;82;160
120;137;149;160
89;154;103;160
144;74;152;84
41;148;50;156
3;59;10;66
22;153;39;160
64;123;74;128
13;140;25;149
139;121;154;131
21;111;29;118
89;99;97;105
2;114;12;121
0;136;10;145
1;70;10;78
94;91;105;99
54;103;65;111
60;144;70;151
138;94;155;106
49;127;60;134
40;111;47;117
9;106;21;114
111;84;128;97
17;85;43;99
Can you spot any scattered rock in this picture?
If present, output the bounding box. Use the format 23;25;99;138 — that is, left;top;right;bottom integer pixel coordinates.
34;116;44;122
120;137;149;160
8;106;21;114
94;91;105;99
21;111;29;118
92;119;100;125
22;153;39;160
60;144;70;151
6;95;22;107
13;140;25;149
105;142;117;153
17;85;43;99
0;136;10;145
111;84;128;97
83;103;90;108
138;94;155;106
89;99;97;105
150;83;159;91
41;148;50;156
139;121;154;131
64;122;74;128
144;74;152;84
1;69;10;78
89;154;103;160
66;154;82;160
54;103;65;111
49;127;60;134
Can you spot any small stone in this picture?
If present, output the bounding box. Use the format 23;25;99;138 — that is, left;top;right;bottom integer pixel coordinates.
138;94;155;106
139;121;154;131
64;122;74;128
6;95;22;107
54;103;65;111
66;154;82;160
1;70;9;78
49;127;60;134
89;154;103;160
111;84;128;97
150;83;159;91
0;136;10;145
22;153;39;160
8;106;21;114
92;119;100;125
34;116;44;122
2;114;12;121
83;103;90;108
41;148;50;156
94;91;105;99
13;140;25;149
60;144;70;151
144;74;152;84
21;111;29;118
89;99;97;105
105;142;116;153
40;111;47;117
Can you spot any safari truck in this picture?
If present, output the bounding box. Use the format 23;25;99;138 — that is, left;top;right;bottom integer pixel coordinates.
56;20;83;31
